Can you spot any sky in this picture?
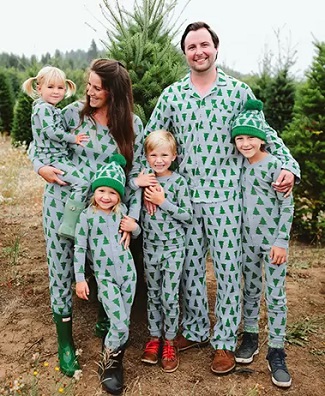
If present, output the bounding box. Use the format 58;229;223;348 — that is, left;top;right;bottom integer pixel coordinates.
1;0;324;78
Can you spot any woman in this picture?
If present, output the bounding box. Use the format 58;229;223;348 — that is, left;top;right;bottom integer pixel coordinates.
29;59;143;391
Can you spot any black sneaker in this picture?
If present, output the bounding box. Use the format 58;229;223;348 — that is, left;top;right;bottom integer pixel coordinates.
266;347;292;388
235;332;259;363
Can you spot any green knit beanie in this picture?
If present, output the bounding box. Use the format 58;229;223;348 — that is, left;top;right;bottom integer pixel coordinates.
91;154;127;196
231;99;267;142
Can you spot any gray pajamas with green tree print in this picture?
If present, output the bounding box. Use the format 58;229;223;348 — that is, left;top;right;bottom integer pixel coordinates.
141;172;193;340
29;101;143;315
31;98;89;202
145;68;300;351
241;155;294;348
74;204;141;351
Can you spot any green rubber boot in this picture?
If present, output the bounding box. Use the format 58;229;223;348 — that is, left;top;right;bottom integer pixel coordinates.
53;312;80;377
95;302;110;338
58;198;85;239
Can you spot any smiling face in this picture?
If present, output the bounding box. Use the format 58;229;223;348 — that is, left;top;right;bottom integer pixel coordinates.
146;144;176;177
183;28;218;74
234;135;267;163
86;71;109;109
37;79;66;106
93;186;120;213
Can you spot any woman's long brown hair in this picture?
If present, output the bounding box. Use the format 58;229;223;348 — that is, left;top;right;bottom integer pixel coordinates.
80;59;135;173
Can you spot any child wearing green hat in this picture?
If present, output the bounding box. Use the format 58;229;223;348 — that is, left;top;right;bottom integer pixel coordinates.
231;99;295;388
73;154;140;395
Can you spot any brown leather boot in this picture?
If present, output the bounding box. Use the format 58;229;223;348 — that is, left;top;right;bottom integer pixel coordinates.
211;349;235;374
175;334;209;351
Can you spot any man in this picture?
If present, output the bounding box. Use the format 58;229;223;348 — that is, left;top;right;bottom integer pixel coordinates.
144;21;300;374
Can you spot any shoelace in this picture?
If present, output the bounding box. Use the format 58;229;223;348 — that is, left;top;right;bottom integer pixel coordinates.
215;349;228;357
162;341;176;361
145;339;160;354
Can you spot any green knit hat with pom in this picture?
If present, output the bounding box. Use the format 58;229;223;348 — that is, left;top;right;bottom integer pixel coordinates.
91;154;127;197
231;99;267;142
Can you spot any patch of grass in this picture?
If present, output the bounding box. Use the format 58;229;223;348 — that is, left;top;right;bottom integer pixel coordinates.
286;315;324;346
288;240;325;269
1;353;82;396
1;232;25;284
245;384;265;396
3;233;22;266
0;135;44;206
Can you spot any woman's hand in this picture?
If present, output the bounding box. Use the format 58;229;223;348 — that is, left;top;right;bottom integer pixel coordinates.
144;185;165;206
120;215;138;233
135;170;157;187
76;281;89;300
119;230;131;249
270;246;287;265
38;165;67;185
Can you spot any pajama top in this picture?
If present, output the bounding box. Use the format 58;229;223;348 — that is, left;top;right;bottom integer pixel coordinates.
31;98;76;163
74;203;141;283
141;172;193;244
145;68;301;203
241;154;294;249
30;100;144;219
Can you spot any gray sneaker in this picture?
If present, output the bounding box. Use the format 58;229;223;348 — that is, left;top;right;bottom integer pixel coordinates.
266;347;292;388
235;332;259;363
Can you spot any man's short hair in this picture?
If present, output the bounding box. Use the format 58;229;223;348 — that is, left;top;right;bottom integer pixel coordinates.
180;22;220;53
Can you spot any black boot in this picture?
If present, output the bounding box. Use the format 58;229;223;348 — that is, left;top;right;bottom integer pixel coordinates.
99;345;125;395
235;332;259;364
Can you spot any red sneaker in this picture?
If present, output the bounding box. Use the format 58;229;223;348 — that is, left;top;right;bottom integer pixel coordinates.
161;339;179;373
141;337;161;365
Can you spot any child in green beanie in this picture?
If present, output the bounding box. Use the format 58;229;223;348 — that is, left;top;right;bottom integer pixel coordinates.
231;99;295;388
73;154;140;395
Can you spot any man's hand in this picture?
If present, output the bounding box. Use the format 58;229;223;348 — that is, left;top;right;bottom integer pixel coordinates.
38;165;67;186
272;170;294;197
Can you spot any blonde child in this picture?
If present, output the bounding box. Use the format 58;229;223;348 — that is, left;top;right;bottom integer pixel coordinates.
73;154;140;394
23;66;89;239
135;130;193;373
231;99;294;388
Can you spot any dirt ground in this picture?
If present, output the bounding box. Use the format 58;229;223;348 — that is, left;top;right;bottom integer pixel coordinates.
0;137;324;396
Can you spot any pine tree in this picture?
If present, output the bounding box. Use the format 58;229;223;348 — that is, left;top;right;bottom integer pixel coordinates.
100;0;188;124
0;68;15;133
264;68;296;134
282;41;325;243
11;92;33;146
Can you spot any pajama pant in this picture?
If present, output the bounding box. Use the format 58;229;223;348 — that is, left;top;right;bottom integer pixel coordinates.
43;192;75;315
143;239;185;340
98;255;137;351
242;244;287;348
181;196;242;351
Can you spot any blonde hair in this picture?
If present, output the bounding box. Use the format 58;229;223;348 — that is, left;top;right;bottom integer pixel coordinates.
22;66;76;100
90;192;122;214
144;130;177;156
